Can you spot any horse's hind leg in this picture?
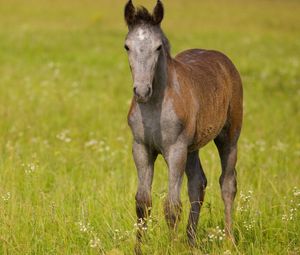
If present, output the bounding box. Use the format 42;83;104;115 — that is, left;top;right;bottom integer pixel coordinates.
214;124;241;239
185;150;207;246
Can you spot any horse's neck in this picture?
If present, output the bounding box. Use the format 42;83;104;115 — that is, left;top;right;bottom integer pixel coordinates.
151;51;172;104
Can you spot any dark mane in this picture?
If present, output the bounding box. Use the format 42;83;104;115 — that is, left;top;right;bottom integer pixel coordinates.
135;7;155;25
125;0;164;27
131;6;156;26
161;33;171;56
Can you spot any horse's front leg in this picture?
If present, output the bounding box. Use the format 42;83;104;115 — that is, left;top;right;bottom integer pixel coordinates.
163;142;187;232
133;141;157;250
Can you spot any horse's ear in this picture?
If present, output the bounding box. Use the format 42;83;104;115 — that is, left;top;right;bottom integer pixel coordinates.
153;0;164;25
124;0;135;27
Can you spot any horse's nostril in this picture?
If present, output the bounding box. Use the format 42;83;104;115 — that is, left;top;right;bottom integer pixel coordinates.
146;87;151;97
133;86;151;100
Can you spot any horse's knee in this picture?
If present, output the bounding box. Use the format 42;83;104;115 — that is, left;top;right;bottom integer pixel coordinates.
219;172;237;201
188;172;207;197
192;171;207;187
135;190;151;219
201;174;207;189
187;174;206;219
164;198;182;229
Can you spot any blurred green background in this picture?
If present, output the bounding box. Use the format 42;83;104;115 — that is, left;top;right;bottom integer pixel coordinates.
0;0;299;254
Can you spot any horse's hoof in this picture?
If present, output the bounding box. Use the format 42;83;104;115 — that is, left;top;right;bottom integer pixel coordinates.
187;229;198;248
134;243;142;255
225;231;236;245
189;238;195;246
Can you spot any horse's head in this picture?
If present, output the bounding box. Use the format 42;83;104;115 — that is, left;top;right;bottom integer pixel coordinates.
124;0;165;103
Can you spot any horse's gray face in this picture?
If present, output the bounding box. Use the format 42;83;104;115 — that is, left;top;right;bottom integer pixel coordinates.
125;26;162;103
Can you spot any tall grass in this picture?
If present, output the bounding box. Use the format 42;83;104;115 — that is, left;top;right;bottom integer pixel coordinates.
0;0;299;254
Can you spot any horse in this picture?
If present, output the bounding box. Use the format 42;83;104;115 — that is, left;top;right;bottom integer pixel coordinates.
124;0;243;252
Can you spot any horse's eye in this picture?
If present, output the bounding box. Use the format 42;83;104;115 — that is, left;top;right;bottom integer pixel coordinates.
124;44;130;51
156;45;162;51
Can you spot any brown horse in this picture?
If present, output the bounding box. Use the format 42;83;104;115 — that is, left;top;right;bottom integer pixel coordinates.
124;0;243;252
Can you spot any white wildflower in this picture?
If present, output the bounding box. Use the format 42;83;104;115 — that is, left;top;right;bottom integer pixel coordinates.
89;237;101;248
23;162;38;175
293;187;300;197
237;190;253;212
243;219;255;230
2;192;11;201
84;139;98;148
273;140;287;152
77;221;92;233
56;129;72;143
207;226;225;242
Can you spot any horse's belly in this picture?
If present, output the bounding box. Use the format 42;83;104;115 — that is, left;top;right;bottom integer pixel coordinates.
188;127;221;151
189;108;228;151
192;126;221;150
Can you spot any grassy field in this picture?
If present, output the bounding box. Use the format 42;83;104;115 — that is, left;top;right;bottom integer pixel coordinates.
0;0;299;254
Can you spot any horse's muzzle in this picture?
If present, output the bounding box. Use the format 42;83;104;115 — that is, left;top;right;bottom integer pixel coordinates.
133;85;152;103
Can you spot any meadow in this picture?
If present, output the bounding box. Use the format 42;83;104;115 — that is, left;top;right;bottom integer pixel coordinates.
0;0;299;254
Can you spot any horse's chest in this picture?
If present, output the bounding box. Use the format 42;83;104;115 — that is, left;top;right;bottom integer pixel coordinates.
128;101;182;152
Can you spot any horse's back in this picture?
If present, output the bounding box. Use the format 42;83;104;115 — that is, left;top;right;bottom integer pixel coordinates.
174;49;243;149
174;48;242;108
175;49;241;88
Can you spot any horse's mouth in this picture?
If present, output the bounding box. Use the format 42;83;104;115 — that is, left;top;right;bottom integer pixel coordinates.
135;93;152;103
134;88;152;103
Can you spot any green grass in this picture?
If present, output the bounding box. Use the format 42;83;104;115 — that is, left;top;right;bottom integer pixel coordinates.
0;0;299;254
